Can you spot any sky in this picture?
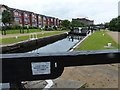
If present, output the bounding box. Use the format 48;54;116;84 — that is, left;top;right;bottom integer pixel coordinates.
1;0;119;24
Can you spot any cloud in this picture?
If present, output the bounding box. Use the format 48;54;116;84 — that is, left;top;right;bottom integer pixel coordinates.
1;0;119;24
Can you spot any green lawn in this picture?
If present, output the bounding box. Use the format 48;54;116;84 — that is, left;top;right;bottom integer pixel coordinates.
1;31;67;44
75;31;120;51
0;29;42;34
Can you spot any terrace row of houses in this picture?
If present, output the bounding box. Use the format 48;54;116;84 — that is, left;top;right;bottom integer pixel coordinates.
0;5;62;28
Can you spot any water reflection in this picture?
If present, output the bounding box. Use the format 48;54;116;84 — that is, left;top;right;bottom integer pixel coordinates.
28;35;85;53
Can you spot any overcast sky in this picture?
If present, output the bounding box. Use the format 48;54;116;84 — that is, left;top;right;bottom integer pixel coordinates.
1;0;119;24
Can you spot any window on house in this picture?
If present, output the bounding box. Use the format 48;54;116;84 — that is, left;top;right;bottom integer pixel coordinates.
32;19;35;22
25;18;28;24
25;14;28;17
15;12;19;16
32;19;36;25
44;21;46;24
32;15;34;17
38;20;41;24
39;16;41;19
15;17;20;24
44;17;46;20
51;19;53;22
20;19;22;23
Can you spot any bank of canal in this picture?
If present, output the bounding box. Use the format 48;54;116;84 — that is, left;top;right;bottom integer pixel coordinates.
1;32;68;53
75;31;120;51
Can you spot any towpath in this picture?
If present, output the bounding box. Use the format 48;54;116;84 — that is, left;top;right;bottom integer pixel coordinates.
0;31;54;39
106;31;120;45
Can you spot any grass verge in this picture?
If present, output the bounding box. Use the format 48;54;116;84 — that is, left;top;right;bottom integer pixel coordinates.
1;31;67;44
0;29;42;34
75;31;120;51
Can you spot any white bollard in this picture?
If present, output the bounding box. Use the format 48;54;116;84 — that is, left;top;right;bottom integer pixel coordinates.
16;36;18;39
108;43;112;47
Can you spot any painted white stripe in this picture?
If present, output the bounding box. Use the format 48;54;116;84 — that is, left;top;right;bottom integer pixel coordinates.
42;80;53;90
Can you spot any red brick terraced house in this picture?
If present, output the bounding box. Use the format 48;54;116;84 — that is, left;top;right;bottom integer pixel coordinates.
59;20;62;26
9;8;21;25
31;13;38;27
46;16;51;27
42;15;47;28
50;17;54;27
56;18;60;27
53;18;56;27
1;5;62;28
23;11;30;26
36;14;42;28
9;8;33;27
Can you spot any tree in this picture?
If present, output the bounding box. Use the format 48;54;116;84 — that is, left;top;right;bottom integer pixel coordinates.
71;21;85;27
109;16;120;32
104;23;109;29
2;10;14;26
61;20;70;29
2;10;14;35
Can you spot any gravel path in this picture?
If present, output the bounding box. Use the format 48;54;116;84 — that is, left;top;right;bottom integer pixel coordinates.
106;31;120;45
60;64;118;88
0;31;54;39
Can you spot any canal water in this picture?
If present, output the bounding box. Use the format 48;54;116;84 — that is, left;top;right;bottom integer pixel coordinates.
1;35;85;89
28;35;85;53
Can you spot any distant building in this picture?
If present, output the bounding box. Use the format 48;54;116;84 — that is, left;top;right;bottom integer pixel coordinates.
118;1;120;16
72;18;94;25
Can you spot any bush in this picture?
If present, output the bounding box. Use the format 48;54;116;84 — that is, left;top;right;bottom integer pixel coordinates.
57;28;62;31
6;26;12;30
29;26;38;29
33;26;38;29
2;24;22;30
61;27;67;30
57;26;63;28
1;26;6;30
29;26;33;29
11;24;21;29
53;26;57;30
47;28;54;31
45;24;48;29
43;27;54;31
23;26;27;29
